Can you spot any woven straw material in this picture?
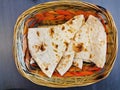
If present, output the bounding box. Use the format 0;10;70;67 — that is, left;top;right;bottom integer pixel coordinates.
13;1;118;88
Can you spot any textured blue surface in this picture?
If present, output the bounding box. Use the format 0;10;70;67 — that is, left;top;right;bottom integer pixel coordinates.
0;0;119;90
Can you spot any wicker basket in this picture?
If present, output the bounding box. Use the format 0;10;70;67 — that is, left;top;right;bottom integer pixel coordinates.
13;1;118;88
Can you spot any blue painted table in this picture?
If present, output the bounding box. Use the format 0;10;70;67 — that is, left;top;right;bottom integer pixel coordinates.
0;0;119;90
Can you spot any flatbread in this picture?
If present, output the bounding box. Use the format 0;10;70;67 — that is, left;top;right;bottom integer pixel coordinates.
27;15;106;78
27;15;85;77
56;15;85;75
73;15;106;68
28;27;66;77
87;15;107;68
73;17;92;69
56;42;75;76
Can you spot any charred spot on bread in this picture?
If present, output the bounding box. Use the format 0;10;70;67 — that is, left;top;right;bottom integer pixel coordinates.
55;54;60;60
36;31;40;36
72;17;75;20
33;45;39;52
89;54;92;58
53;49;58;52
52;42;58;49
64;41;69;51
68;29;74;33
66;55;70;58
40;43;46;51
55;44;58;48
33;45;37;48
43;63;50;71
44;43;47;47
73;43;84;52
90;28;93;31
64;41;69;47
84;48;88;51
33;43;47;52
49;27;54;37
45;67;48;70
61;25;65;30
89;54;95;59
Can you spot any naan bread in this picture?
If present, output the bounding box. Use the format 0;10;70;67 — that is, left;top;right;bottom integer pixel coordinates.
73;15;106;68
56;15;85;75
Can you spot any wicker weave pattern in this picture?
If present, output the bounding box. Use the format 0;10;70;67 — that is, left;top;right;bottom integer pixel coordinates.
13;1;118;88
